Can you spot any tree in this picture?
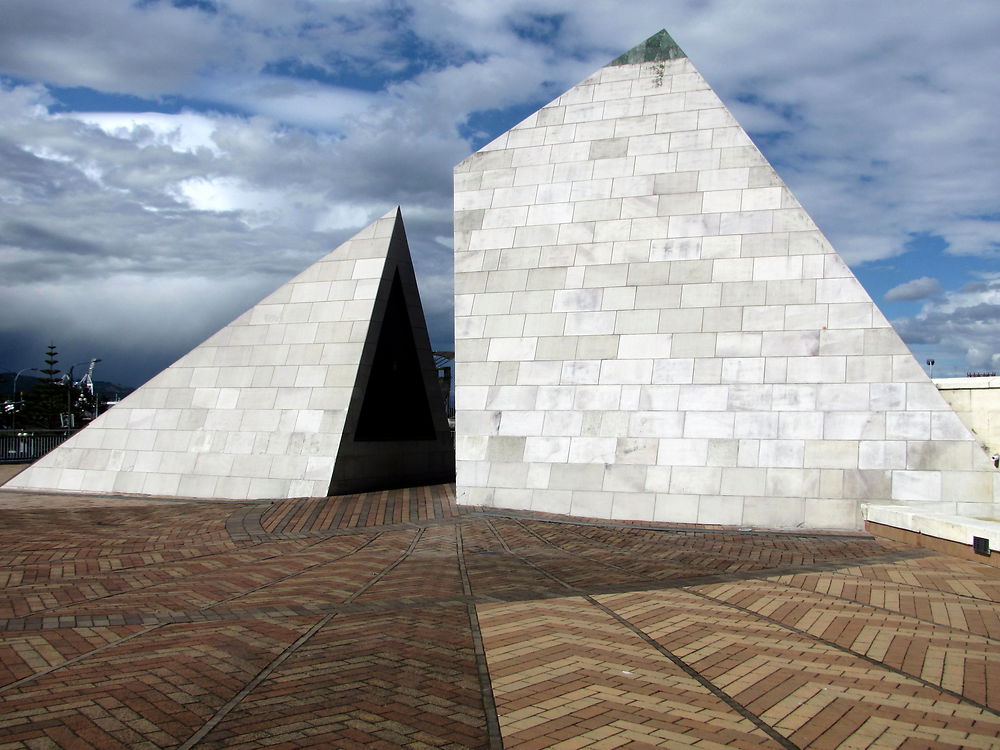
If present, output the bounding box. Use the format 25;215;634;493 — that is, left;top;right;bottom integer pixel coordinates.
38;343;60;382
20;344;76;429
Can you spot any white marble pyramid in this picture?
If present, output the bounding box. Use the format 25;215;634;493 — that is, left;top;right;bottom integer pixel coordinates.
452;30;999;529
7;207;455;499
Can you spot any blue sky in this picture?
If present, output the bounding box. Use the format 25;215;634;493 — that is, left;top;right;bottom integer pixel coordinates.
1;0;998;386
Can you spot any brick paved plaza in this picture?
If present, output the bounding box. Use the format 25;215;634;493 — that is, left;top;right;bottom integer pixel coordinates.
2;471;1000;748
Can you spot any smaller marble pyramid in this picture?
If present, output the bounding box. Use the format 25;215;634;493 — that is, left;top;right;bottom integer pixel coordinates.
6;208;455;499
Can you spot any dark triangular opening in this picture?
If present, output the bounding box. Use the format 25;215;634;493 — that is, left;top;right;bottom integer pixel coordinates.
353;269;436;441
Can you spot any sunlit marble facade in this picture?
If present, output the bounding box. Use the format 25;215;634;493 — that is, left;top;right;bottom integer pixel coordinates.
452;31;999;529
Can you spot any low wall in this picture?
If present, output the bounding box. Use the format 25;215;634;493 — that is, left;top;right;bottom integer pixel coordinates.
863;377;1000;563
935;377;1000;456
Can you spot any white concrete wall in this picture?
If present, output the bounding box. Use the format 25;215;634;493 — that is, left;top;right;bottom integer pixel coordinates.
936;377;1000;456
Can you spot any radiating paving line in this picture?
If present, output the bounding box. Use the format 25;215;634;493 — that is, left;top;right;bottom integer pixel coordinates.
176;614;335;750
685;586;1000;719
0;623;161;693
456;523;504;750
511;518;659;580
178;527;426;749
764;569;1000;644
505;515;1000;724
0;533;387;693
1;536;319;618
484;519;574;592
200;532;383;610
584;595;800;750
484;519;798;748
804;554;1000;607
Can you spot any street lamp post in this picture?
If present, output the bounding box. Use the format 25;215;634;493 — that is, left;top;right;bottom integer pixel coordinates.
62;374;73;429
12;368;37;430
1;367;37;429
0;367;11;429
65;362;88;429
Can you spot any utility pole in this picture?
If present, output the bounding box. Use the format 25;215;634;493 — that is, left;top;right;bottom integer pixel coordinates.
62;373;74;429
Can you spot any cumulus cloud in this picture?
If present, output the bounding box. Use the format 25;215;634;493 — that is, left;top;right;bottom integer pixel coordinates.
0;0;403;99
676;1;1000;265
884;276;943;302
1;0;999;383
893;279;1000;373
0;0;222;95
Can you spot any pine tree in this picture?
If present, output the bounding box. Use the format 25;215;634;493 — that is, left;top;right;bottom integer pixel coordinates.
21;344;70;429
38;344;60;383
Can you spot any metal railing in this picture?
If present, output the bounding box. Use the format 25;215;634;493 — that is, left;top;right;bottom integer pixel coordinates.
0;430;77;464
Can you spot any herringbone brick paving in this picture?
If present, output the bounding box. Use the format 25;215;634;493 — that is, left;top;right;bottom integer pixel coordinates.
2;482;1000;748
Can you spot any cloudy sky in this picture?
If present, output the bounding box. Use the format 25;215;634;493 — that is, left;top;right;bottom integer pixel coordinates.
1;0;998;387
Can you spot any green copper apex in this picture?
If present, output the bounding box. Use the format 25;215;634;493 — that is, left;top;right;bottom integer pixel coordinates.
608;29;686;66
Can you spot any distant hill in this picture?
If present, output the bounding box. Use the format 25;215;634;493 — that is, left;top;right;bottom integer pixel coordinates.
0;373;134;401
93;380;135;400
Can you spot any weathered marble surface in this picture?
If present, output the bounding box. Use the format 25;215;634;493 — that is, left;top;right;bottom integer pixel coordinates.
453;31;998;529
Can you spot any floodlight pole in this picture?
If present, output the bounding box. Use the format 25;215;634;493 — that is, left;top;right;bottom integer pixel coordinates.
64;359;102;426
0;367;11;429
65;361;91;429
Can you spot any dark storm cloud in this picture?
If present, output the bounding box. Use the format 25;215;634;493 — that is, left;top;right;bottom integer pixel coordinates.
3;220;105;257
